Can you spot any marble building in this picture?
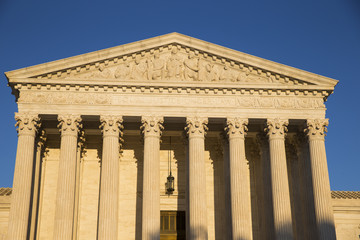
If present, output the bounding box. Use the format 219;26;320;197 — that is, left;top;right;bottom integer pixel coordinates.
1;33;360;240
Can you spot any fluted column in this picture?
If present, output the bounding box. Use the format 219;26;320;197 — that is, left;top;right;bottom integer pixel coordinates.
266;119;294;240
7;113;40;240
225;118;252;240
97;115;123;240
256;133;275;239
185;117;208;240
53;115;82;240
306;119;336;240
141;116;164;240
294;133;317;240
30;130;46;240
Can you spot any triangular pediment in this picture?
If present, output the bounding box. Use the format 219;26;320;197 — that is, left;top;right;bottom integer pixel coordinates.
5;33;338;89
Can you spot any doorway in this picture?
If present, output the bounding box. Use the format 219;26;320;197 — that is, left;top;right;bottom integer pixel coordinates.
160;211;186;240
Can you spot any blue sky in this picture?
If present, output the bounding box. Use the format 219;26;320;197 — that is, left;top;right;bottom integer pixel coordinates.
0;0;359;190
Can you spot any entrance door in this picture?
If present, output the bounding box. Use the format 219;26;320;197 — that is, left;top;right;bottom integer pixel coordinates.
160;211;186;240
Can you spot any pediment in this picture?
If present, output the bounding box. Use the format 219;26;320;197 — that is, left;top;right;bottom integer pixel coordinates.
5;33;338;89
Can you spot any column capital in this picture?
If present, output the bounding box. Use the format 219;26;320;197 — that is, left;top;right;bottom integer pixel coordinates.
100;115;123;138
15;112;40;137
141;116;164;138
185;117;208;138
305;119;328;141
265;118;288;140
225;117;248;140
57;114;82;137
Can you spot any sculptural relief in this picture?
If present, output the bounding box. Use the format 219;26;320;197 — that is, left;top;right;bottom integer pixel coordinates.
148;53;165;80
62;46;305;86
166;47;183;80
93;65;112;78
114;62;131;79
199;61;218;82
131;55;148;80
184;52;199;81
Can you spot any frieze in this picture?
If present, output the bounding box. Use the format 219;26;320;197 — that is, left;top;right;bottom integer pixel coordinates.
18;91;325;109
36;45;309;86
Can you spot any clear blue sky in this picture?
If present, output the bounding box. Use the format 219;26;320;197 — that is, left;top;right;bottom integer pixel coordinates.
0;0;359;190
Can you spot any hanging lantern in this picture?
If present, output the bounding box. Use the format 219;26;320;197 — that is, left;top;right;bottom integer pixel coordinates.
166;136;175;195
166;172;175;194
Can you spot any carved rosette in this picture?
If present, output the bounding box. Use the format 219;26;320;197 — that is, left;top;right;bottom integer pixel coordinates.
185;117;208;138
100;115;123;138
225;118;248;140
15;113;41;137
57;114;82;137
141;116;164;138
265;118;289;140
305;119;328;141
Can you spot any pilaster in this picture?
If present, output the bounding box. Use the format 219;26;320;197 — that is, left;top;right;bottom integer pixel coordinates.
30;130;46;240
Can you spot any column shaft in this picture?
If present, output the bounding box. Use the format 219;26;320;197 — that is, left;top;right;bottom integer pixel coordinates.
186;117;208;240
267;119;294;240
226;118;252;240
98;116;122;240
53;115;81;240
295;134;317;240
306;119;336;240
141;116;163;240
7;113;40;240
30;131;46;240
256;134;275;239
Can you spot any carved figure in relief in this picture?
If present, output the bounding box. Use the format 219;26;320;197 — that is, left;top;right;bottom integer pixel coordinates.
184;52;199;81
93;65;111;78
166;47;183;79
114;62;131;79
131;55;148;80
148;53;165;80
219;65;235;82
198;61;218;82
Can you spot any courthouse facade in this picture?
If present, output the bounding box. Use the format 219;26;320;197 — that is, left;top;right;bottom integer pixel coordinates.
2;33;359;240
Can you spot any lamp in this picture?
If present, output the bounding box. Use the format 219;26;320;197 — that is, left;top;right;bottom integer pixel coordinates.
166;136;175;194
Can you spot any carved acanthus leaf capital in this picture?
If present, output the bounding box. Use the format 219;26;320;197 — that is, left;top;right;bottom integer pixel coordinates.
185;117;208;138
305;119;328;140
57;114;82;137
100;115;123;138
141;116;164;138
15;112;41;137
265;118;288;139
225;118;248;139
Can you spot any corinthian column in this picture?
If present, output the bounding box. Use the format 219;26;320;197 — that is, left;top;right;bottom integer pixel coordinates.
266;119;293;240
53;115;82;240
141;116;164;240
306;119;336;240
185;117;208;240
7;113;40;240
98;116;123;240
225;118;252;240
